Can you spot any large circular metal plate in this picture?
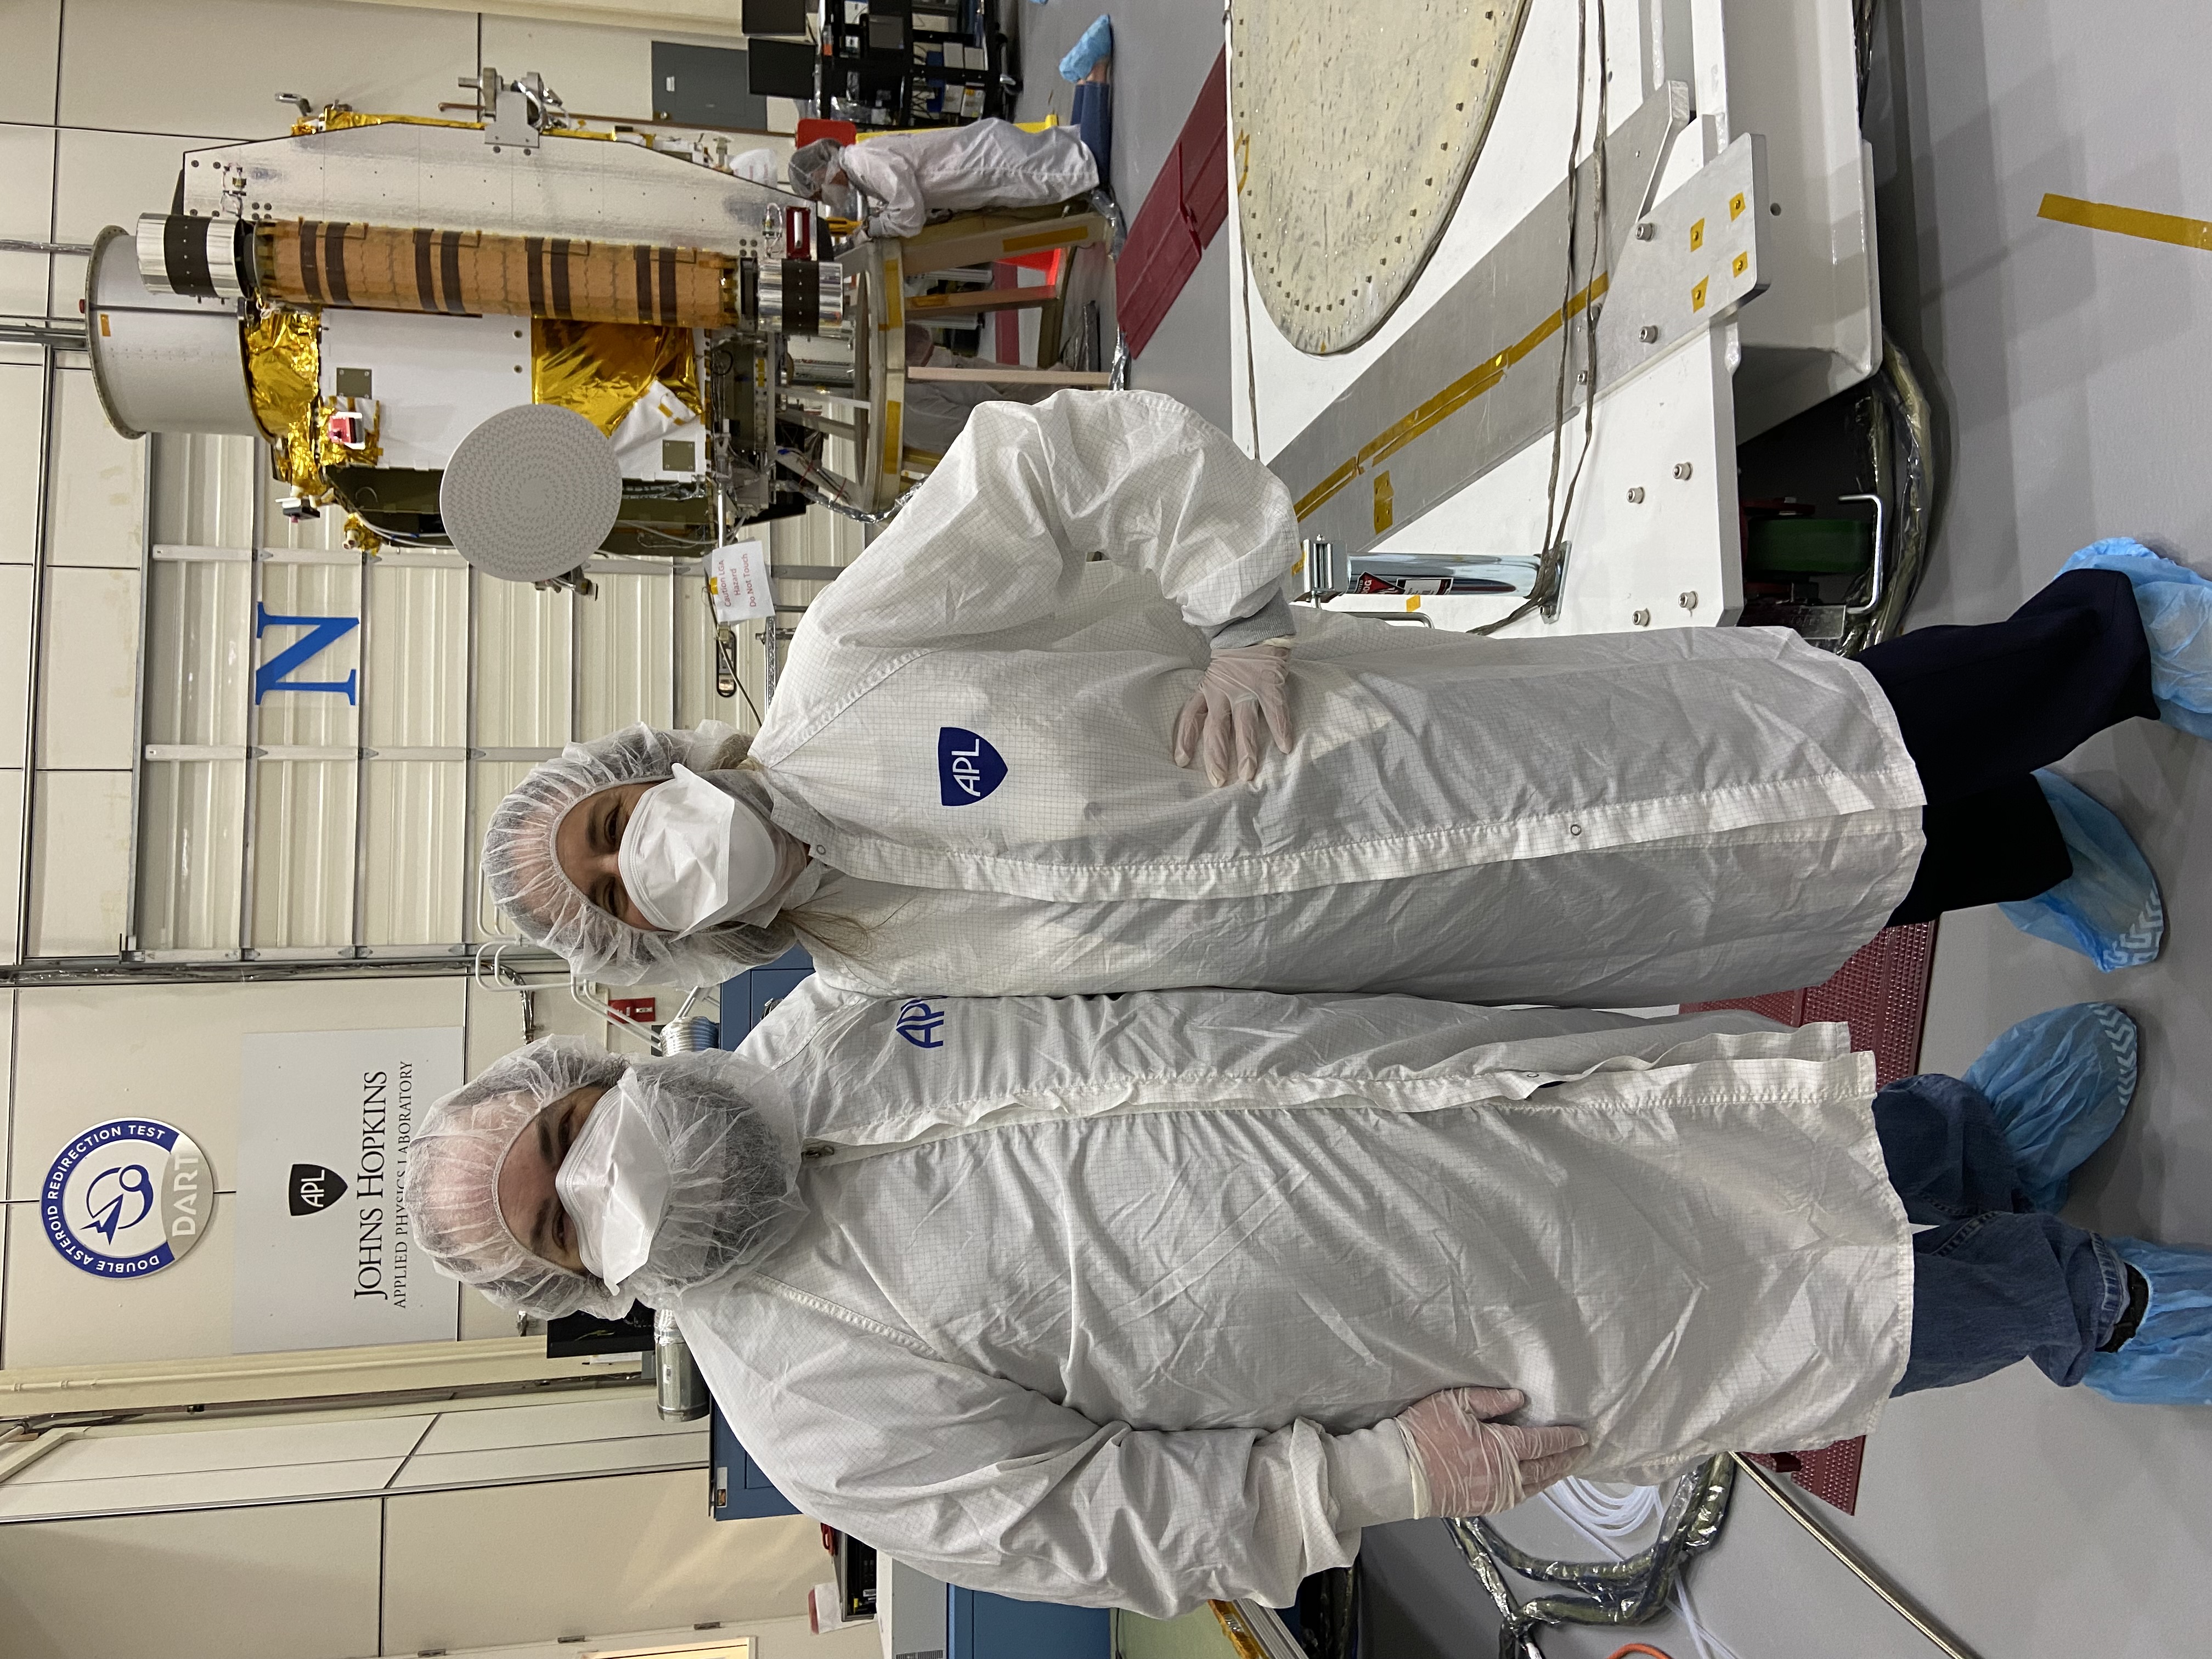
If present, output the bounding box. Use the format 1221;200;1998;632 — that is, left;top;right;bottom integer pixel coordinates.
1232;0;1531;356
439;404;623;583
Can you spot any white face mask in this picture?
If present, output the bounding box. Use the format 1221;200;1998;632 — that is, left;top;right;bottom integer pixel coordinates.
616;765;782;936
554;1076;672;1289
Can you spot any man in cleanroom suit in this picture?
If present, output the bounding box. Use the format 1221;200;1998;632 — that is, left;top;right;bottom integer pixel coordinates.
410;990;2210;1618
787;118;1102;242
482;390;2204;1007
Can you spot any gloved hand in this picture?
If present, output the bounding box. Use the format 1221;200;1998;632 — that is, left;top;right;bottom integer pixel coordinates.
1172;643;1294;787
1392;1387;1590;1518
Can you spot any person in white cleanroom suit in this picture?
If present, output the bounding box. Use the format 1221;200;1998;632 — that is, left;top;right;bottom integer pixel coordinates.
482;391;2208;1005
409;991;2211;1616
787;119;1099;241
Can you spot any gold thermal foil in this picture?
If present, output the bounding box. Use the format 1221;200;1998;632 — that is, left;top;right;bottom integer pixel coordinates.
244;306;326;491
532;319;702;435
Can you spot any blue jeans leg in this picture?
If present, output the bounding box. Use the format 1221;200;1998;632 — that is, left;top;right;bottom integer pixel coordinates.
1073;80;1113;182
1876;1074;2129;1393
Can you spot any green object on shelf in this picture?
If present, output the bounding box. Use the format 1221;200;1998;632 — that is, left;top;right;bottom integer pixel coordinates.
1747;515;1874;575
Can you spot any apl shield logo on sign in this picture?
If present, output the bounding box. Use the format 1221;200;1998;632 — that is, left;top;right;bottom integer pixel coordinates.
937;727;1007;806
895;998;947;1048
288;1164;349;1217
42;1119;215;1278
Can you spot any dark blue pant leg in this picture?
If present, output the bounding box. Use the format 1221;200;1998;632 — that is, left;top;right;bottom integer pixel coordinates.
1073;80;1113;183
1876;1074;2128;1393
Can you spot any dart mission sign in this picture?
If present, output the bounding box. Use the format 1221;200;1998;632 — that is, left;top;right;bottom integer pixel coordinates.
42;1118;215;1277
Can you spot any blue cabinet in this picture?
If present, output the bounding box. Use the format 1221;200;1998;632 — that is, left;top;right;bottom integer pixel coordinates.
708;1397;799;1520
719;945;813;1046
947;1587;1110;1659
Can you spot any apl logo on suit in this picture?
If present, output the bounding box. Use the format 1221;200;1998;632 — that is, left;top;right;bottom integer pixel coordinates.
937;727;1006;806
896;999;948;1048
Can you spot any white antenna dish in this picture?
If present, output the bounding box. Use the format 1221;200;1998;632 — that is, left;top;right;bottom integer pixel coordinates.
440;404;623;583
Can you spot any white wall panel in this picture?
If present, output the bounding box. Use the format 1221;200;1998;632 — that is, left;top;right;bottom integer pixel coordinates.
149;431;258;550
2;1198;235;1367
47;127;209;311
0;1497;381;1659
0;562;32;765
366;560;467;747
42;369;142;568
59;0;476;143
136;757;245;954
0;769;24;964
477;578;573;748
8;975;461;1205
0;361;44;565
362;757;465;947
27;768;131;956
35;564;139;769
143;556;251;747
250;758;354;948
577;569;674;738
382;1476;821;1654
0;122;57;318
0;5;60;127
469;759;542;942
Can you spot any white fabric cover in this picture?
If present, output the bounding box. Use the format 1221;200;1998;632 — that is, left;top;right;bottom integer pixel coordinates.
749;390;1925;1006
680;980;1912;1618
838;119;1098;239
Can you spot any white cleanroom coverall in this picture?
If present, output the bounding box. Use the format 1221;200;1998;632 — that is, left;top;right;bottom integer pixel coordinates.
748;390;1926;1005
681;980;1911;1617
838;119;1098;240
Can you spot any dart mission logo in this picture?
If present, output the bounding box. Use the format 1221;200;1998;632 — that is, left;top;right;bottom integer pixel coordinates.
42;1119;215;1278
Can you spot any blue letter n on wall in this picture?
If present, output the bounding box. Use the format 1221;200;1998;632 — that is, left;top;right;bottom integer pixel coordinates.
253;602;360;705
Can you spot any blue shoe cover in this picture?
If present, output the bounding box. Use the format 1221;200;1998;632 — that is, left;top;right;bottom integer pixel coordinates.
2058;537;2212;740
2083;1238;2212;1405
1998;770;2164;971
1962;1002;2137;1212
1060;14;1113;82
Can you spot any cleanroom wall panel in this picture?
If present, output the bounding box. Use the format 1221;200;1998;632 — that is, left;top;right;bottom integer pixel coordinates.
149;431;258;552
0;563;33;765
35;565;139;770
365;562;469;748
45;126;209;315
0;361;43;563
0;1495;381;1659
26;768;132;957
476;578;574;750
6;974;455;1183
469;760;540;943
135;757;245;954
1;1196;236;1367
0;122;57;319
0;769;24;963
41;371;142;571
142;556;252;748
0;2;59;128
57;0;476;144
381;1475;821;1654
577;569;675;739
362;757;466;948
249;758;355;949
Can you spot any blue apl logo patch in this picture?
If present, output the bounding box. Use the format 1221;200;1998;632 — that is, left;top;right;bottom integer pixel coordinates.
937;727;1006;806
895;998;947;1048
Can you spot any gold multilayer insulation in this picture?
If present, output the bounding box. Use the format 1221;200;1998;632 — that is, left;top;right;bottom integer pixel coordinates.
533;319;701;434
243;306;330;492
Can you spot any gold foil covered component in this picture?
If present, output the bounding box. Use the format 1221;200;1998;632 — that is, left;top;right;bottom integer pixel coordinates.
533;319;701;435
244;306;328;492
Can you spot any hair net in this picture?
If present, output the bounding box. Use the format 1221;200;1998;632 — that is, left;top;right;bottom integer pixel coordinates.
407;1039;807;1319
407;1036;634;1320
788;137;843;200
482;722;800;985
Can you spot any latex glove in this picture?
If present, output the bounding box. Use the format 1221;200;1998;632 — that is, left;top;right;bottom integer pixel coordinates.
1392;1387;1590;1517
1172;643;1294;787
